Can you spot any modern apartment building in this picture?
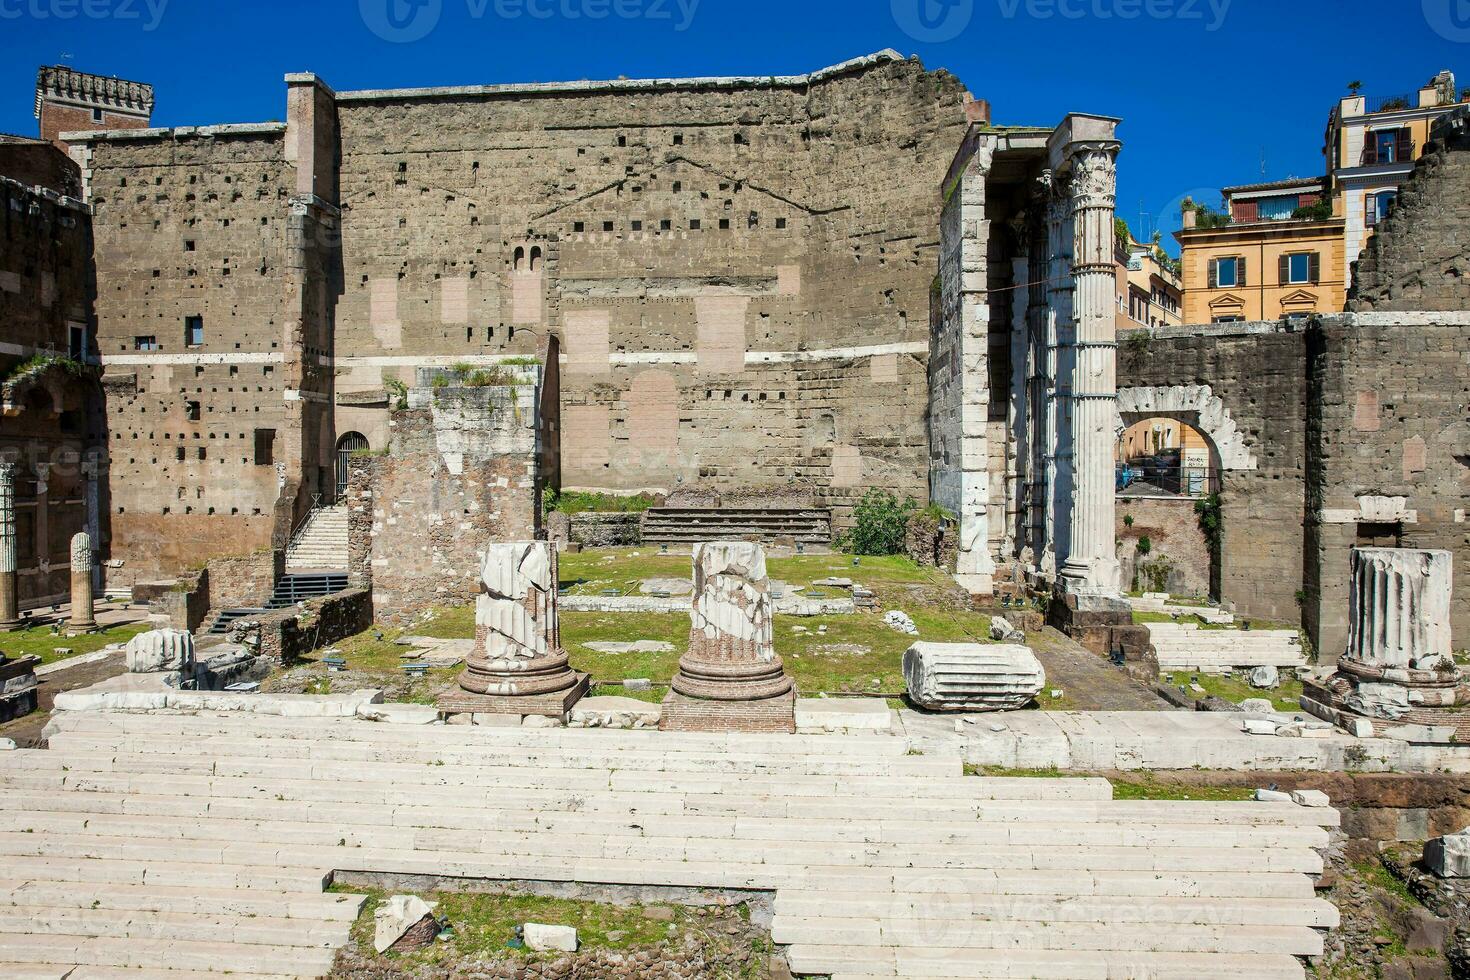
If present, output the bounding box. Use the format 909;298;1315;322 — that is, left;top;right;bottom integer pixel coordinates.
1324;70;1465;284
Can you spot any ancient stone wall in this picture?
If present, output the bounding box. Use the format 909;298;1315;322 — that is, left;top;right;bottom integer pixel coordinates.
1350;111;1470;312
1305;312;1470;660
76;126;304;586
1117;323;1309;624
251;587;372;665
0;176;101;608
326;53;969;527
1115;496;1211;599
569;512;642;548
354;385;538;623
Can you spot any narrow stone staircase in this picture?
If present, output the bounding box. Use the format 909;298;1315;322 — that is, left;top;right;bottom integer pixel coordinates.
1148;622;1307;674
285;506;349;574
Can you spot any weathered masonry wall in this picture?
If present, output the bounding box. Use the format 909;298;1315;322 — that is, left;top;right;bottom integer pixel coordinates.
0;176;102;608
327;52;971;525
70;70;342;591
1350;108;1470;313
347;383;538;624
1117;323;1309;626
1305;312;1470;660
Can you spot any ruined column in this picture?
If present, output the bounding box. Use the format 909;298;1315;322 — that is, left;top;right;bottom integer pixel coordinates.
0;463;18;631
448;541;587;715
662;542;795;732
1058;137;1123;595
1039;173;1068;578
1331;548;1463;717
67;531;96;634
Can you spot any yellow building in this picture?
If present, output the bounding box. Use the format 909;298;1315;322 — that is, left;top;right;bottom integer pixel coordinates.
1115;231;1182;331
1325;71;1467;285
1175;177;1345;323
1176;70;1466;323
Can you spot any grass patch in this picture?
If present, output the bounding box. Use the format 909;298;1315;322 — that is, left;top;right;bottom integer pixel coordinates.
547;491;658;516
556;549;946;597
0;622;148;666
1160;670;1304;710
967;765;1079;779
335;886;677;961
1110;778;1255;802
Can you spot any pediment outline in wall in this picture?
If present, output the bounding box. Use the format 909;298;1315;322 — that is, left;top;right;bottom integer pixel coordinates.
1116;384;1258;472
1207;292;1247;312
1278;289;1319;311
530;155;828;230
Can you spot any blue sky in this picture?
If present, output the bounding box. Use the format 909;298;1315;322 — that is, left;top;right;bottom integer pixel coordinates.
2;0;1466;252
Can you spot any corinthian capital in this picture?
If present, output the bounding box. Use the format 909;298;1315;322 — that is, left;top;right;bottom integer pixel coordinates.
1067;140;1121;208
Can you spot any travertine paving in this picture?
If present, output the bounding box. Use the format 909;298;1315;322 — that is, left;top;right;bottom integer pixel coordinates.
0;709;1338;979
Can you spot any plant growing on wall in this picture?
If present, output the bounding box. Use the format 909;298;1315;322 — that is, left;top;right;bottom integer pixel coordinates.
1136;536;1152;556
1195;493;1223;563
842;489;917;556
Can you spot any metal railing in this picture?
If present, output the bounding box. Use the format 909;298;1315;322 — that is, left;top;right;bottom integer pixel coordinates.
1117;463;1219;499
288;493;323;549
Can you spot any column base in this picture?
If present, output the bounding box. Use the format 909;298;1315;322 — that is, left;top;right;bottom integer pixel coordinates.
1047;582;1135;657
439;673;589;719
659;689;797;734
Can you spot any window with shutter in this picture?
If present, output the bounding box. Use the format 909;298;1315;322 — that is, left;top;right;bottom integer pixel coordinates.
1208;259;1218;289
1396;128;1413;162
1366;195;1377;227
1238;255;1248;287
1279;254;1290;285
1308;252;1321;284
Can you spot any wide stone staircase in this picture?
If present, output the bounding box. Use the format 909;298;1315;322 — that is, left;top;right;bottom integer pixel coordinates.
285;506;349;574
640;507;832;546
1149;621;1307;674
0;710;1338;979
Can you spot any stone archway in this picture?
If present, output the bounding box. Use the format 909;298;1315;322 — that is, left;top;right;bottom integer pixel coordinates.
1116;384;1257;472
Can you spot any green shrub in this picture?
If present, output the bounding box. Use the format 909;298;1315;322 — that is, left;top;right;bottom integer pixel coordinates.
842;489;917;556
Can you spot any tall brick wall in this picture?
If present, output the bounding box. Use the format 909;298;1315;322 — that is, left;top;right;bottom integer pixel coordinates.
351;384;538;623
1350;115;1470;313
326;53;969;525
1305;312;1470;660
1117;324;1309;625
77;127;311;585
0;177;102;607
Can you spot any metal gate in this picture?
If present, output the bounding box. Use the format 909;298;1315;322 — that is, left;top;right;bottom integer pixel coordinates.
335;432;369;501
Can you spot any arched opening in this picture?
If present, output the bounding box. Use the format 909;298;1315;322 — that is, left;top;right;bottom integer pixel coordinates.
512;246;526;271
335;432;369;501
1116;417;1217;499
529;246;542;272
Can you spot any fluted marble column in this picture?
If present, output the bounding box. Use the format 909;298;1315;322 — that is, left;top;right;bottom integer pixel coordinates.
1040;173;1069;578
0;463;17;630
671;541;793;701
1058;139;1123;594
68;531;96;634
1345;548;1455;673
458;541;580;698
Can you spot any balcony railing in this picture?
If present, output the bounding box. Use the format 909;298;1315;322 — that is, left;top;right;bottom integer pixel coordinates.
1117;462;1219;499
1365;92;1422;115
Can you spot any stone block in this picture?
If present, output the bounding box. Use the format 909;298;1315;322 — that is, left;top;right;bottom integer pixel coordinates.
902;642;1045;712
523;922;578;952
374;895;439;954
794;697;893;733
356;703;441;725
125;629;195;674
1424;828;1470;879
1292;790;1332;808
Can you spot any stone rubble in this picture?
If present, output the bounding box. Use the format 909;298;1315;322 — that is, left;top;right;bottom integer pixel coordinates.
373;895;440;954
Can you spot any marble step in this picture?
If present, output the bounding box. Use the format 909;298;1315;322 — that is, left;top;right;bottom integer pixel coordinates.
0;934;337;975
1;906;351;949
0;856;330;893
773;916;1324;955
6;968;301;980
793;946;1306;978
0;880;365;921
0;804;1330;851
0;831;1324;877
43;733;958;777
773;892;1340;928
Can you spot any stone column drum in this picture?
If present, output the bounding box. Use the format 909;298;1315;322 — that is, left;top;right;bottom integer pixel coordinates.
456;541;584;701
0;462;17;631
68;531;96;634
1338;548;1462;713
670;542;794;701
